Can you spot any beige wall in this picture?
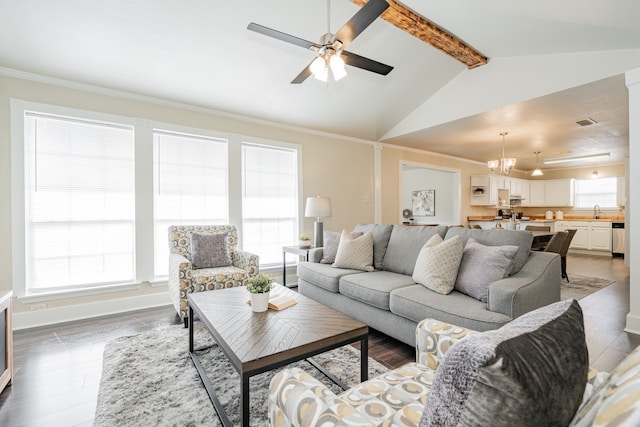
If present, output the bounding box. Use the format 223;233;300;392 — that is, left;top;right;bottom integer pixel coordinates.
0;72;628;323
0;74;374;317
380;145;497;224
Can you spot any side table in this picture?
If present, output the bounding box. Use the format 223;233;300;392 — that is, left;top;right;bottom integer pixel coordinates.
282;245;314;287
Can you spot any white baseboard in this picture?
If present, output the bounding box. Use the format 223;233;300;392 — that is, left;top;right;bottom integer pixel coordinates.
625;313;640;335
13;291;172;330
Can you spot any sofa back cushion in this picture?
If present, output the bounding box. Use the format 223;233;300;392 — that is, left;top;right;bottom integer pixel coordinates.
421;299;588;427
382;225;449;276
353;224;394;270
444;228;533;274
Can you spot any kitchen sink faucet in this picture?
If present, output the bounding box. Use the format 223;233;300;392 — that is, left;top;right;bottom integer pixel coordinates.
593;204;602;219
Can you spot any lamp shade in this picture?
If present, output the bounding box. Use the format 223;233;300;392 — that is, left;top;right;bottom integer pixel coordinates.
305;196;332;219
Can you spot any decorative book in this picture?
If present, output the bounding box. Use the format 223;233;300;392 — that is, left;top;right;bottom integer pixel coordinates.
247;285;298;311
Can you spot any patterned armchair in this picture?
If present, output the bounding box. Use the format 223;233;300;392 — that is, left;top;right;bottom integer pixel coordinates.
168;225;259;326
269;317;615;427
268;319;477;426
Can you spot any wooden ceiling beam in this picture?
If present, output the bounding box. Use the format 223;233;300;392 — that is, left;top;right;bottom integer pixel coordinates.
350;0;488;69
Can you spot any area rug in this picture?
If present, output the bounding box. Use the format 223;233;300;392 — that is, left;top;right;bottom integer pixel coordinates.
561;274;615;301
95;322;388;427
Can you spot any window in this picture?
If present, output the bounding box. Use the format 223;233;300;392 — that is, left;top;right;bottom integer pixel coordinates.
23;112;135;293
12;101;302;298
153;131;228;278
242;143;299;266
574;177;618;209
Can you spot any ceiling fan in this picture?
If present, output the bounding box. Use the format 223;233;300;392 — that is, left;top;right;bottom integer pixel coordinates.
247;0;393;84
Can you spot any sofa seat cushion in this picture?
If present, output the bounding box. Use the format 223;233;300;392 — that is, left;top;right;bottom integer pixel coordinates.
339;271;417;311
382;225;449;276
338;362;435;426
297;262;363;293
444;228;533;275
191;266;248;290
390;285;511;332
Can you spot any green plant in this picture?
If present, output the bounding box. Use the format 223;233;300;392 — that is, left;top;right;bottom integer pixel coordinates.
246;273;273;294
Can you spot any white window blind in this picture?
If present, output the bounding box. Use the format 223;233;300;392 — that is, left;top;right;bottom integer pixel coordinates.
24;112;135;292
153;131;228;278
242;143;298;266
574;177;618;209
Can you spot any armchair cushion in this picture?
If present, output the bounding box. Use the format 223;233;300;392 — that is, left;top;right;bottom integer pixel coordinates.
420;299;588;427
190;231;231;268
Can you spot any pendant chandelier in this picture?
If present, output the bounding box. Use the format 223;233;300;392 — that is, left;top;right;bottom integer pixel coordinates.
531;151;544;176
488;131;516;175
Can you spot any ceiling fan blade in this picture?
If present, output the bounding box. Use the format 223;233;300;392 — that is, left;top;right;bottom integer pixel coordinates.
291;61;314;84
341;50;393;75
333;0;389;48
248;22;320;50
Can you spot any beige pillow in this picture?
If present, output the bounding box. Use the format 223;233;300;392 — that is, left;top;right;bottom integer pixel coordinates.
412;234;463;294
332;230;374;272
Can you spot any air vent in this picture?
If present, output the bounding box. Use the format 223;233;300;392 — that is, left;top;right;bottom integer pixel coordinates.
576;118;598;126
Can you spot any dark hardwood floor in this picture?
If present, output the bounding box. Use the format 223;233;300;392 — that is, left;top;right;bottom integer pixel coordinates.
0;253;633;426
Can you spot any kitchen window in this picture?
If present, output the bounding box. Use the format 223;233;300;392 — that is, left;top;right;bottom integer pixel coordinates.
574;177;618;209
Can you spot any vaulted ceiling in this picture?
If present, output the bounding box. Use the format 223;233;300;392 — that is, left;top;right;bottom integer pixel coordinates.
1;0;640;171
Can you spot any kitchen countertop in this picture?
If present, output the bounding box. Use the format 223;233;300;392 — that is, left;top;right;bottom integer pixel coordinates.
468;216;624;222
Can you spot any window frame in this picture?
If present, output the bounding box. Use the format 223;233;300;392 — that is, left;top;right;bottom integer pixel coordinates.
11;100;304;301
573;177;619;210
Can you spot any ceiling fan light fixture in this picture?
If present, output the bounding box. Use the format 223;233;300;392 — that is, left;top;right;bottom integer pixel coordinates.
329;53;347;81
310;56;328;81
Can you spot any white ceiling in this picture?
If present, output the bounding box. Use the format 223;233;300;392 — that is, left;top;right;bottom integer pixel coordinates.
2;0;640;171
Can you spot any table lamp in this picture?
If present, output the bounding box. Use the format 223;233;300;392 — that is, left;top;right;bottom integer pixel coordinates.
304;196;332;247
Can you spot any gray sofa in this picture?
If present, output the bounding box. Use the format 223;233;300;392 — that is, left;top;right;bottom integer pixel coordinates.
297;224;561;346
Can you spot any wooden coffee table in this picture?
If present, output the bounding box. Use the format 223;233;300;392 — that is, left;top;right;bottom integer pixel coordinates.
188;284;369;427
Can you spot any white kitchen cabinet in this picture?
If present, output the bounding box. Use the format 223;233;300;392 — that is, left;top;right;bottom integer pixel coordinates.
589;222;612;251
529;181;545;206
509;178;529;207
555;221;588;249
544;179;575;207
470;175;490;205
555;220;611;252
489;175;510;206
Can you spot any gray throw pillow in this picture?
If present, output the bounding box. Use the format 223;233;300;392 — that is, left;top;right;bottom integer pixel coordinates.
321;230;363;264
420;299;589;427
454;238;518;302
190;232;231;269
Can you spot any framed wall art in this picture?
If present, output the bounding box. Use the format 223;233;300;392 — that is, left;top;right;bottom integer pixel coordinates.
411;190;435;216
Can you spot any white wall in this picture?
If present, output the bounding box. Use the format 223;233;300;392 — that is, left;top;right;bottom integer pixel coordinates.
401;165;459;225
625;67;640;334
0;72;375;328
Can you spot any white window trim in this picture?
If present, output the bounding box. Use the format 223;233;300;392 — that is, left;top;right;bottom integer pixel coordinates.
11;100;304;300
11;99;138;299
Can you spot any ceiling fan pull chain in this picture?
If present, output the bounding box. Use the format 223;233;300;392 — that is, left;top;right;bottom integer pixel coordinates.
327;0;331;35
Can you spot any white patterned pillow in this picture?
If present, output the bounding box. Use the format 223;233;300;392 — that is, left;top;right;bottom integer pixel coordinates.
332;230;374;272
412;234;463;295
